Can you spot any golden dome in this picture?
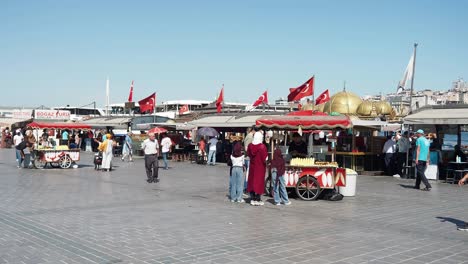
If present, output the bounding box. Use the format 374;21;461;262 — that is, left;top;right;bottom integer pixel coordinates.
356;101;374;116
314;103;325;112
301;103;314;111
375;101;392;115
323;90;363;115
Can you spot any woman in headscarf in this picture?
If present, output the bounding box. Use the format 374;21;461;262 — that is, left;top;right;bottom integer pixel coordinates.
98;133;115;171
121;132;134;162
271;148;291;205
247;131;268;206
229;142;245;203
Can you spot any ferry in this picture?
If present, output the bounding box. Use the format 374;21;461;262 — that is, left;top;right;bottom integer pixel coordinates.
53;106;105;121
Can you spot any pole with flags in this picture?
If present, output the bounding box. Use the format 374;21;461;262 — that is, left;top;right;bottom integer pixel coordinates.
106;77;110;117
408;43;418;114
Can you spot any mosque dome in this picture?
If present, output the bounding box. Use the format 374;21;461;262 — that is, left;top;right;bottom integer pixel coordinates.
356;100;374;116
314;103;325;112
374;101;392;115
323;90;363;115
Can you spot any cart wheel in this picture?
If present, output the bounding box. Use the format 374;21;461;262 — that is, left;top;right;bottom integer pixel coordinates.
295;175;321;201
264;175;273;197
59;155;72;169
50;162;60;168
35;157;47;169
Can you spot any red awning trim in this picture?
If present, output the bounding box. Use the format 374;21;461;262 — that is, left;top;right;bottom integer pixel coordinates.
27;121;92;130
256;115;351;130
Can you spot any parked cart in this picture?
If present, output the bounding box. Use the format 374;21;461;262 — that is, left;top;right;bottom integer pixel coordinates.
256;111;352;200
27;121;91;169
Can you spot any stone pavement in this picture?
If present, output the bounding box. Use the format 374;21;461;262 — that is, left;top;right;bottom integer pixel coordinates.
0;148;467;264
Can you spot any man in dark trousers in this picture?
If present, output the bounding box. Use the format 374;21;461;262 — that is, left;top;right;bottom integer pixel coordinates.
414;129;432;191
141;132;159;183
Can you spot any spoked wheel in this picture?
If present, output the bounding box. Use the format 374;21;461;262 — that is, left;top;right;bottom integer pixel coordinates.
59;155;72;169
34;157;47;169
264;175;273;197
295;175;321;201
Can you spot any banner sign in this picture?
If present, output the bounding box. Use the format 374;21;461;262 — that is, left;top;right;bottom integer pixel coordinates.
34;110;71;120
12;110;33;119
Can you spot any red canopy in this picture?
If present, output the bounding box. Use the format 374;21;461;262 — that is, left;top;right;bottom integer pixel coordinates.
256;115;351;130
27;121;91;130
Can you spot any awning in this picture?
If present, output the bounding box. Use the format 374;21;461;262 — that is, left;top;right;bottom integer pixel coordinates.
0;118;32;128
404;107;468;125
190;114;278;128
136;122;196;131
256;115;352;130
82;117;132;129
27;121;91;130
352;119;402;132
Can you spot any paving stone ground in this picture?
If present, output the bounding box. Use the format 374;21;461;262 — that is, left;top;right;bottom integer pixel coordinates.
0;148;467;264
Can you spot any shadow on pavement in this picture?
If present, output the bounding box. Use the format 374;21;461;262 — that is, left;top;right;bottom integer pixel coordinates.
436;216;466;228
399;184;416;189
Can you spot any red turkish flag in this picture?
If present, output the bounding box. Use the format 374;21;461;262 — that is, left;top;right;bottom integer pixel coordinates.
215;87;224;113
315;89;330;105
252;91;268;107
287;76;314;102
138;92;156;113
179;104;189;115
128;80;134;102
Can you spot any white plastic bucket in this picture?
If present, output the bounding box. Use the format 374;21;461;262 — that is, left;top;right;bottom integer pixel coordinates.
339;169;357;197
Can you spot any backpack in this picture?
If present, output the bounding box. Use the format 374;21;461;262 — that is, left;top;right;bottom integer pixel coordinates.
15;141;27;150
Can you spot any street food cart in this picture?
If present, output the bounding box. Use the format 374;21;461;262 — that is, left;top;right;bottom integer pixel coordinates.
27;121;91;169
256;113;352;200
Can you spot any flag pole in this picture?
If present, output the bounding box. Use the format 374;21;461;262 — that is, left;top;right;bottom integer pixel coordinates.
408;43;418;114
153;91;156;123
311;75;315;111
106;77;110;117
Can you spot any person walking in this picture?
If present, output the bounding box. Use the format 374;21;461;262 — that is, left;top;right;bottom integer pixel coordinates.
243;128;254;194
98;133;115;172
25;130;37;168
61;129;69;146
247;132;268;206
382;135;396;176
414;129;432;191
141;132;159;183
207;136;218;165
396;131;410;177
229;142;245;203
13;130;25;168
457;173;468;231
160;133;172;170
121;132;134;162
271;148;291;206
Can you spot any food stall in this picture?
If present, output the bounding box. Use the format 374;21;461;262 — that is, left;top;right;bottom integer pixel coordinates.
256;113;352;200
27;121;91;169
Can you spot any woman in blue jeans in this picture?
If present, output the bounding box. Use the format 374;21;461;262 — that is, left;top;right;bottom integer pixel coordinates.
229;143;245;203
271;148;291;205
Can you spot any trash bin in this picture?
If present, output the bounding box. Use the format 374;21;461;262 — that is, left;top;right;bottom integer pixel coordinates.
338;169;358;197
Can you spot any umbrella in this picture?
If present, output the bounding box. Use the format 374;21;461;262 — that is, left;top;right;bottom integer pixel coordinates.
197;127;219;137
148;127;168;134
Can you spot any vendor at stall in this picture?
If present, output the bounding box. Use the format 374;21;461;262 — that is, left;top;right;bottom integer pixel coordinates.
288;132;308;158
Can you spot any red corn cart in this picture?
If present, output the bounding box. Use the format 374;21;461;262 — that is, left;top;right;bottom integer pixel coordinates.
256;112;351;200
27;121;92;169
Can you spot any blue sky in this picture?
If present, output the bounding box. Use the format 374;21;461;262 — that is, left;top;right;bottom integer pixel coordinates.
1;0;467;108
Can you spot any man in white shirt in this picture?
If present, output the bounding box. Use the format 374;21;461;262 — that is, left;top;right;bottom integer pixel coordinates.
396;131;410;177
207;137;218;165
160;133;172;170
141;133;160;183
382;135;396;176
13;130;24;168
